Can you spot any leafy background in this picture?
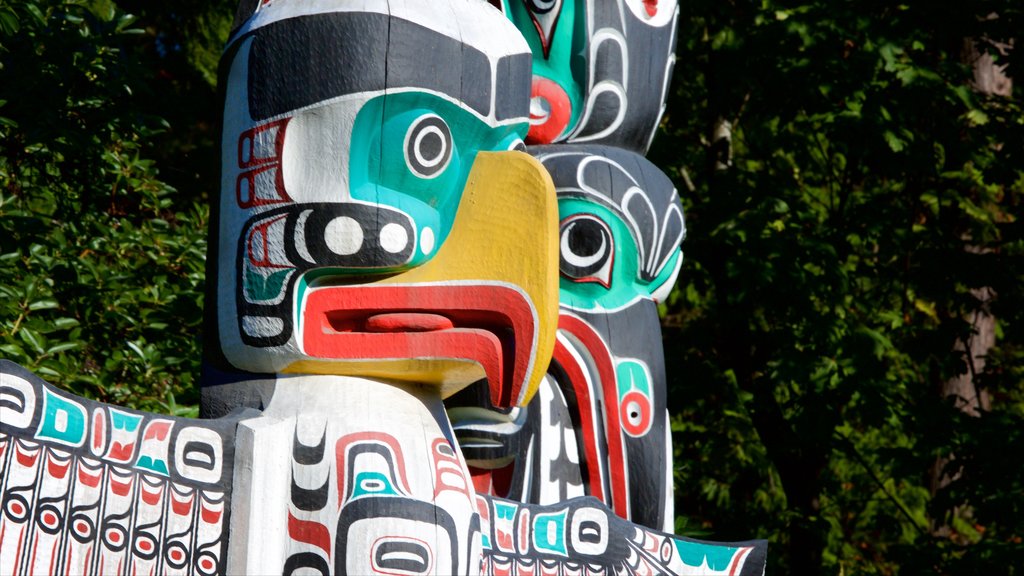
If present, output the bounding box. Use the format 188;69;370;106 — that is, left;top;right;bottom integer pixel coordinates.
1;0;1021;573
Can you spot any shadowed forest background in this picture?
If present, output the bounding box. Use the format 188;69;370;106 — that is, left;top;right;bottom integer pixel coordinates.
1;0;1021;573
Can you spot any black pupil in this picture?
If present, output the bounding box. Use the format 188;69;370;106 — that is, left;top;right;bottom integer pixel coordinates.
568;219;604;257
418;130;443;159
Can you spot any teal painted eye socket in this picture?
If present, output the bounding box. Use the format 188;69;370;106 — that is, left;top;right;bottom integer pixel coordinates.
559;214;614;287
350;92;527;263
404;114;453;179
558;198;680;311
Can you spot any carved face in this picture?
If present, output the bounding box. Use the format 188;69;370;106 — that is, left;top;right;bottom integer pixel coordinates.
209;1;559;408
449;144;683;530
496;0;679;152
539;145;683;528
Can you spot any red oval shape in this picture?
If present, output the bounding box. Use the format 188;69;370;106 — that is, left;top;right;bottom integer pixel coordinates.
364;312;454;333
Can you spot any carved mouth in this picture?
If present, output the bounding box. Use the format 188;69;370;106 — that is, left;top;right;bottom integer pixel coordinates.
299;283;538;407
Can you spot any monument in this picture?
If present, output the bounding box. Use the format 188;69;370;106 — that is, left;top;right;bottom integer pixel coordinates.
0;1;766;574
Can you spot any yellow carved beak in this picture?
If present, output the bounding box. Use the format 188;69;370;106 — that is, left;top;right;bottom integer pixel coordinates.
288;151;558;407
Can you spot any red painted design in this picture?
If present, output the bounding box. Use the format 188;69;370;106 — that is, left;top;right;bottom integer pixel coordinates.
246;214;291;269
200;498;223;524
431;438;472;499
15;442;40;467
335;432;411;507
142;420;172;441
468;464;515;499
556;315;628;519
287;512;331;555
539;559;559;576
236;118;292;208
47;540;57;575
107;441;136;463
91;411;106;455
516;559;537;576
366;313;454;333
527;77;572;145
12;527;25;576
494;510;515;554
28;532;39;575
170;487;195;516
46;451;72;479
304;284;538;408
78;460;103;488
727;546;752;576
140;479;163;506
492;555;513;576
516;509;531;556
643;0;658;17
110;473;133;497
550;336;604;502
620;390;653;437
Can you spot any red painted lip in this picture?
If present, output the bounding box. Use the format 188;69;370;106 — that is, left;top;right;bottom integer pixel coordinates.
302;284;537;407
555;314;629;519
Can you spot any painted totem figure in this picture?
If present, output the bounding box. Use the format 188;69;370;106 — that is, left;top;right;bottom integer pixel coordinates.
1;0;767;574
0;360;246;574
449;0;684;535
203;1;560;572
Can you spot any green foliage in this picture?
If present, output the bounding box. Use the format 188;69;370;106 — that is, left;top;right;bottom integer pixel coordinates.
656;0;1024;572
0;0;230;415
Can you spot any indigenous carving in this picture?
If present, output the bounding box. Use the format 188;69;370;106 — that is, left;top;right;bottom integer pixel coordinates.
451;0;684;536
493;0;679;152
0;360;243;575
208;1;562;573
477;495;766;575
0;0;766;575
203;0;556;411
450;146;684;530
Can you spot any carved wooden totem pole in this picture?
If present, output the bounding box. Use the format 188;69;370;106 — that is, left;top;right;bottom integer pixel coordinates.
449;0;685;535
0;1;767;575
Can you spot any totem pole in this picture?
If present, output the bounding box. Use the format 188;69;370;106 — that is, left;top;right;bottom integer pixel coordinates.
449;0;685;535
203;1;559;572
0;1;767;574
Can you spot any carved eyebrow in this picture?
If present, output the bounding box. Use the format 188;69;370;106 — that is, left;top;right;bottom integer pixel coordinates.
245;12;529;123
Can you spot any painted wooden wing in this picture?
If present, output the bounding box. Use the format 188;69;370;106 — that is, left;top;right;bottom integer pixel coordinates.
0;360;249;576
477;494;767;576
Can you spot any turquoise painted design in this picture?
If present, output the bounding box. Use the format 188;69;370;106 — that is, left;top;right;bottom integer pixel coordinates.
35;388;88;447
494;500;518;523
501;0;586;136
135;421;173;476
351;471;399;499
349;92;528;264
674;540;741;571
615;359;651;399
136;453;170;476
245;269;293;303
110;409;142;434
558;199;682;311
532;509;568;556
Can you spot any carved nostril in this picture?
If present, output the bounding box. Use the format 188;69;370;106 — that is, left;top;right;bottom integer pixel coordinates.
421;226;435;255
379;223;409;254
324;216;364;255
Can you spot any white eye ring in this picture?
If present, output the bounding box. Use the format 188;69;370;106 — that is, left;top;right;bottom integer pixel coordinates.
561;220;608;268
404;114;453;179
527;0;558;13
559;214;614;287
